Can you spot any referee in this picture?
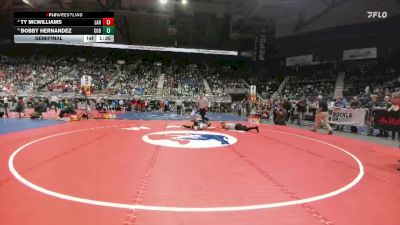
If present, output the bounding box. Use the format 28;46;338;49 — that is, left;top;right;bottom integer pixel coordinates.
196;93;209;121
311;95;333;134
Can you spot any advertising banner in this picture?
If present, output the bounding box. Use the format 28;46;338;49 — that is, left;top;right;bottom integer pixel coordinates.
373;110;400;131
285;54;313;66
329;108;366;127
343;47;377;60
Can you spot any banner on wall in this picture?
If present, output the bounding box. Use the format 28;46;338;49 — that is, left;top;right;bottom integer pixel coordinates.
342;47;377;60
329;108;367;127
225;87;247;94
250;85;257;102
80;75;92;87
80;75;92;96
373;110;400;132
250;85;257;95
253;30;267;62
253;34;258;61
285;54;313;66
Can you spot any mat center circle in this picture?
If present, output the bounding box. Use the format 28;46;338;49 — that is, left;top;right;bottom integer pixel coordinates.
142;130;237;148
8;126;364;212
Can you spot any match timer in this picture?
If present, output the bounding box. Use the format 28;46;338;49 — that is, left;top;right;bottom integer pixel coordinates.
14;12;115;44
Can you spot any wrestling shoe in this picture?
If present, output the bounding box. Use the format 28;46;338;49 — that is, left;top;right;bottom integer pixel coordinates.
328;131;333;135
256;126;259;133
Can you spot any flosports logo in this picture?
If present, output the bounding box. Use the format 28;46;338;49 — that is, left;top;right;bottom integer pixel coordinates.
142;131;237;148
367;11;388;19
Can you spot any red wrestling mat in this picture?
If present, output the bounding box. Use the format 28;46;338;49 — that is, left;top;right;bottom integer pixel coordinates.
0;120;399;225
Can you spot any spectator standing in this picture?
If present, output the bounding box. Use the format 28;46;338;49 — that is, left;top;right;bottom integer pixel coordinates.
309;99;318;119
350;97;361;133
176;99;183;115
236;102;241;117
15;97;24;118
240;99;247;117
381;95;392;109
387;93;399;141
3;96;9;118
296;98;307;125
334;97;347;131
31;99;46;119
159;99;164;112
365;94;383;136
364;94;380;109
50;95;60;112
378;95;392;137
282;99;292;122
275;105;287;125
350;97;361;109
144;99;149;112
164;99;169;112
119;99;124;108
386;92;400;170
96;97;103;111
334;97;346;108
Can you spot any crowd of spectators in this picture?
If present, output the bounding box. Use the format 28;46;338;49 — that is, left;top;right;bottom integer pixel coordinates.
204;66;247;97
1;54;399;141
229;91;399;140
162;64;205;97
113;62;159;95
0;55;285;100
0;55;240;98
204;68;228;97
283;69;337;100
344;67;400;99
246;74;281;98
44;59;159;95
0;56;72;93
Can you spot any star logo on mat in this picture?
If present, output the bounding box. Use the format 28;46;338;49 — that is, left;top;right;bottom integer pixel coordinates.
142;131;237;149
122;126;150;131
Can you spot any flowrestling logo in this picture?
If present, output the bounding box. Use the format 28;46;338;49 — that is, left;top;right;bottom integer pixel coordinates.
142;131;237;148
367;11;388;19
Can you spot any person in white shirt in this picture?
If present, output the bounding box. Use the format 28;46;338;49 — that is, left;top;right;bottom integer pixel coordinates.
119;99;124;108
3;96;9;118
196;93;209;121
183;118;211;131
220;122;259;133
175;99;183;115
50;95;60;112
95;97;104;111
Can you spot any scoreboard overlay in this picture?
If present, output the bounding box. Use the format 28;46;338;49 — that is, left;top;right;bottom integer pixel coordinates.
14;12;114;43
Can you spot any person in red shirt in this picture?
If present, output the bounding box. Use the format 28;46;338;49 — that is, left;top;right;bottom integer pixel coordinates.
137;99;142;111
159;100;164;112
